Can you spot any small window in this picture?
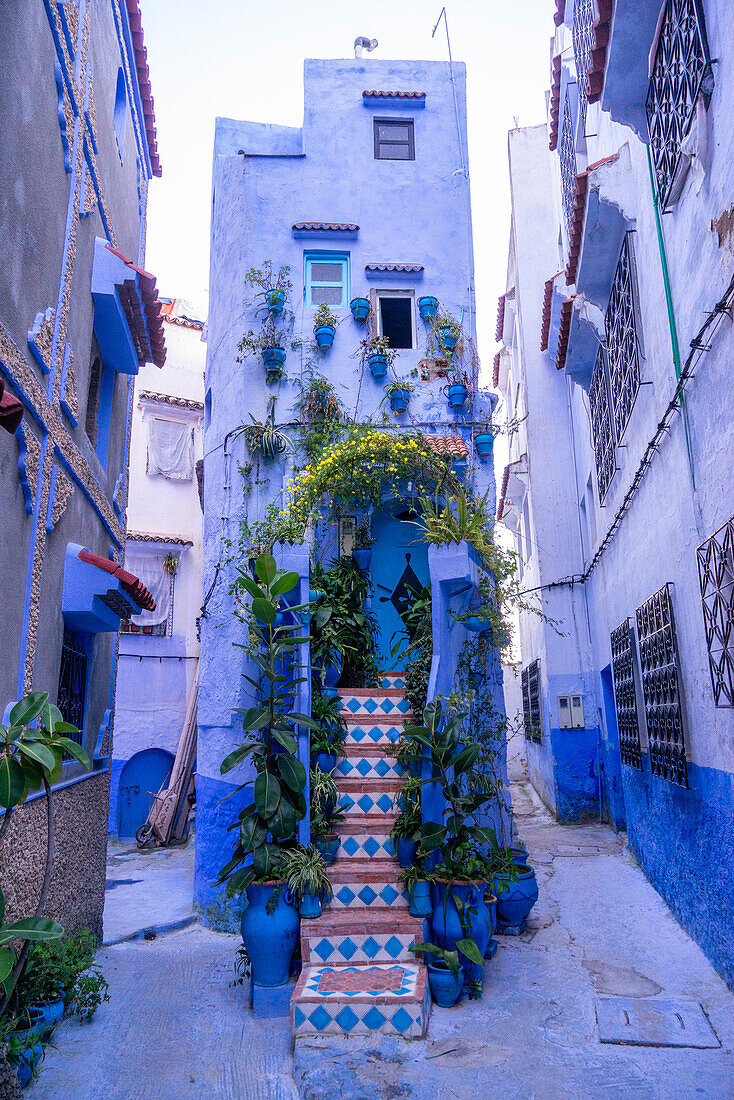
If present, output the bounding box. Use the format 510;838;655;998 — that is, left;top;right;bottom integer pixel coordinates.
113;67;126;160
378;296;413;349
146;418;194;480
85;337;114;469
305;253;349;308
374;119;415;161
522;659;542;743
56;627;88;746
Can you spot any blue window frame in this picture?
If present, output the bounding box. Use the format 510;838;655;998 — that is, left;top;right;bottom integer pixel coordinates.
304;253;349;309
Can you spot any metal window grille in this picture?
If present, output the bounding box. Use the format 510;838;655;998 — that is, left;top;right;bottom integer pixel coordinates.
635;584;687;786
572;0;594;137
559;92;577;245
605;234;641;442
522;659;542;743
610;619;643;769
305;254;348;308
373;119;415;161
645;0;711;209
696;516;734;707
589;345;616;502
56;627;87;746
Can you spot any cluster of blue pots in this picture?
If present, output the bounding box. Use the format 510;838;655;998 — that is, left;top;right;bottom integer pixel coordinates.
314;324;335;350
389;387;411;412
368;353;388;378
350;297;371;323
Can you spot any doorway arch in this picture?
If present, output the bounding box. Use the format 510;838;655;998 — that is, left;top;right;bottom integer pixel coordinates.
117;748;174;838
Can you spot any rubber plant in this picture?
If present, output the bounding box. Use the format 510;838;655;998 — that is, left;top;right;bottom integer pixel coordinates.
216;553;319;896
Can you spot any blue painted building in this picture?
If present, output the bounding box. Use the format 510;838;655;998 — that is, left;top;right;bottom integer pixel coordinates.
198;57;506;927
0;0;164;937
496;0;734;986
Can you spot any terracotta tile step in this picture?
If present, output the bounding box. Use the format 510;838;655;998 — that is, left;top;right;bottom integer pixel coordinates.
291;964;428;1038
338;688;406;698
329;860;400;881
339;814;397;833
304;908;423;937
336;778;402;792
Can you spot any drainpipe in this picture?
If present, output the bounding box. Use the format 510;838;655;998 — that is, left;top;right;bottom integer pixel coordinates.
645;144;695;489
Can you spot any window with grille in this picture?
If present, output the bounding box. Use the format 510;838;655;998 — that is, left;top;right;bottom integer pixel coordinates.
56;627;88;746
696;516;734;708
373;118;415;161
635;584;688;786
646;0;712;209
559;92;576;246
522;659;542;743
572;0;594;138
606;234;641;443
589;346;616;502
120;572;174;636
304;253;349;309
610;619;643;769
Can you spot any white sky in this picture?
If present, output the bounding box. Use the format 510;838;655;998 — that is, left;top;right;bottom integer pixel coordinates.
142;0;553;381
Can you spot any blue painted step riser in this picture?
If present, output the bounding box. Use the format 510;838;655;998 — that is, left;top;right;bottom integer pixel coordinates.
344;726;402;746
342;697;411;717
336;759;404;779
341;793;396;815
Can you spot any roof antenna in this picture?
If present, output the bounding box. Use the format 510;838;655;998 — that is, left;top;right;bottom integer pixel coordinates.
354;36;378;59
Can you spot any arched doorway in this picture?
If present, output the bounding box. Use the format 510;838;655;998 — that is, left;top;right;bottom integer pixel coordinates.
117;748;174;838
370;506;429;671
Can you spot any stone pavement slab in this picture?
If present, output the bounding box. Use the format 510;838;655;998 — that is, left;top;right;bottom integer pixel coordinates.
103;839;195;944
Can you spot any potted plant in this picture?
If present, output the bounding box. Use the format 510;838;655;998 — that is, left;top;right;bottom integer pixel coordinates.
475;431;494;459
310;765;346;865
431;309;462;356
408;943;463;1008
350;296;371;324
352;518;375;571
399;864;433;919
487;846;537;934
6;1011;44;1087
391;732;422;779
282;844;333;920
310;692;346;771
446;368;470;410
237;319;287;380
390;776;422;868
216;553;319;987
361;333;397;379
300;374;342;424
417;295;439;321
313;303;339;350
384;379;415;413
244;260;292;316
242;397;289;459
310;557;381;690
14;928;100;1038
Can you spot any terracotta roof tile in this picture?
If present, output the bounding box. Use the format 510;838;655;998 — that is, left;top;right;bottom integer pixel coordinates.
138;390;203;411
127;532;193;546
549;55;562;151
493;352;501;389
587;0;614;104
105;245;166;366
565;154;619;285
423;436;469;459
78;548;156;611
364;263;424;273
292;222;359;233
541;271;564;351
362;90;426;99
555;294;579;371
495;295;506;342
125;1;161;176
497;465;511;520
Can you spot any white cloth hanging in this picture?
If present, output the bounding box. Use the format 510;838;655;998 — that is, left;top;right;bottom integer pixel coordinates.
147;417;194;480
125;552;171;627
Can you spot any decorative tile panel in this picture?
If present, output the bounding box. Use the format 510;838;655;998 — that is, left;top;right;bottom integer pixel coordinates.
330;882;408;909
344;724;402;746
336;757;403;780
341;791;396;816
337;834;395;860
304;932;415;965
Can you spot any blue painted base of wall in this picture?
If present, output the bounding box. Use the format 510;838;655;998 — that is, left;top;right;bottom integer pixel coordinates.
107;758;124;836
526;727;600;824
621;756;734;990
250;977;296;1018
194;772;250;930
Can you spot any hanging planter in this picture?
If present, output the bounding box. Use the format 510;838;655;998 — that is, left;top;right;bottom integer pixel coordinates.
243;397;289;459
418;295;439;320
266;288;287;315
408;879;433;918
352;547;372;570
437;323;458;351
389;387;411;412
447;383;468;409
368;353;388;378
462;615;491;634
314;325;335;350
350;296;371;323
262;346;286;371
475;432;494;459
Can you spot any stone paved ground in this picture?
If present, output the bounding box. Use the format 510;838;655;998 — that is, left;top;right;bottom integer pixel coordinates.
28;757;734;1099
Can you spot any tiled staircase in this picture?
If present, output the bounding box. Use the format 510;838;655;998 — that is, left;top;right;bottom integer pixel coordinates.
291;677;430;1039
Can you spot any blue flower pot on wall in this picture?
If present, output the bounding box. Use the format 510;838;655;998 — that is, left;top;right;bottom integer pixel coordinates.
350;297;371;323
418;295;439;320
314;325;335;350
396;838;418;868
426;959;463;1007
240;883;300;987
409;879;433;918
437;323;458;351
447;383;468;409
267;289;286;315
352;547;372;570
368;353;388;378
475;432;493;459
462;615;491;634
262;347;286;370
389;388;410;412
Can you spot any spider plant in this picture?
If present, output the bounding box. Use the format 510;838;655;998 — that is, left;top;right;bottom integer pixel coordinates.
411;489;495;563
281;844;332;903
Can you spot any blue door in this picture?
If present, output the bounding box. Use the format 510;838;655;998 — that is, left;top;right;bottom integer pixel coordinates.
117;748;175;837
370;508;429;671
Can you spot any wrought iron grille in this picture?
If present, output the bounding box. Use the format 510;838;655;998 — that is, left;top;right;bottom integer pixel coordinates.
610;620;643;769
645;0;711;209
606;234;641;442
696;516;734;707
635;584;687;786
559;92;577;247
572;0;594;137
589;346;616;502
56;627;87;745
522;659;542;743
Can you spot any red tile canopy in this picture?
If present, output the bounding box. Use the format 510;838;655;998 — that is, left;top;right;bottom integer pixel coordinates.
587;0;614;104
105;245;166;367
292;222;359;233
0;385;23;434
541;273;564;352
497;465;510;520
549;55;562;151
565;155;619;286
493;352;501;389
365;263;424;273
495;295;506;343
423;436;469;459
125;0;161;176
555;295;579;371
77;549;156;611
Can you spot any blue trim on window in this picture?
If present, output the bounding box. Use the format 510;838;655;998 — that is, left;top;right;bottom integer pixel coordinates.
304;252;350;309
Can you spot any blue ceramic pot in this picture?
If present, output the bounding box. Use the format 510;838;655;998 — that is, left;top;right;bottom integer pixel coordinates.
426;959;463;1007
8;1012;44;1088
511;847;530;868
28;997;64;1037
396;838;418;868
407;759;421;778
482;891;498;958
314;325;335;350
418;295;438;320
437;323;458;351
313;835;340;865
475;432;493;458
262;346;286;369
431;880;490;984
267;289;286;315
352;547;372;570
368;353;388;378
299;891;323;919
312;751;337;772
409;879;433;918
389;388;410;412
490;866;538;926
447;383;468;409
321;655;342;689
240;882;300;987
350;297;371;323
462;615;491;634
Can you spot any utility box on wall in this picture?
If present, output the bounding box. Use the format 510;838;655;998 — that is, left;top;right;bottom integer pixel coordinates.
558;694;584;729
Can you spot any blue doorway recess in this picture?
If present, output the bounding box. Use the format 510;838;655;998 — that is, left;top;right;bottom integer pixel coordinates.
117;748;174;838
370;507;429;671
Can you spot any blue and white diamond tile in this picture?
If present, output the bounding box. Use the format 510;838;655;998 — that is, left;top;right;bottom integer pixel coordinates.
302;964;418;999
336;757;402;779
329;881;409;909
340;695;411;717
336;834;395;860
381;676;405;689
305;931;416;964
292;966;426;1037
345;725;402;745
292;1000;425;1038
343;791;396;816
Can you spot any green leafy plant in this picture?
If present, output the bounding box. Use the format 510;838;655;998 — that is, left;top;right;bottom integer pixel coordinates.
353;518;375;550
299;374;342;427
162;553;179;577
309;766;345;838
313;303;339;330
390;775;422;844
391;584;432;719
242;397;290;458
67;967;109;1023
408;941;462;980
281;844;332;903
244;261;292;303
216;553;319;896
14;929;95;1007
383;380;416;397
310;693;346;756
429;309;463;359
237;317;286;360
361;332;398;366
230;944;251;987
310;557;381;689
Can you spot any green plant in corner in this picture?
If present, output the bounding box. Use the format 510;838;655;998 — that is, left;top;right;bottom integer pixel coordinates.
313;303;340;331
280;844;332;904
67;967;109;1023
310;692;347;756
353;518;375;550
309;766;346;838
